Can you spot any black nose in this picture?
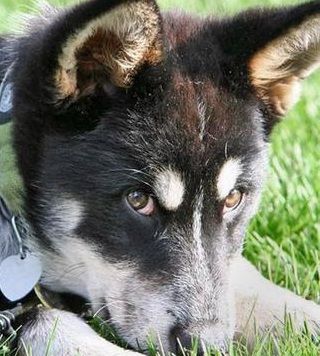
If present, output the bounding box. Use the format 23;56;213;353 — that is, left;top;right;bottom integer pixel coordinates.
172;327;204;356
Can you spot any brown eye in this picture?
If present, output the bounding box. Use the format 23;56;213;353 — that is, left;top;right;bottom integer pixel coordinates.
127;190;155;216
223;189;243;214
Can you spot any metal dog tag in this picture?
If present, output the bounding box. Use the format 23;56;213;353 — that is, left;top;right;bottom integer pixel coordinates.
0;252;42;301
0;64;14;125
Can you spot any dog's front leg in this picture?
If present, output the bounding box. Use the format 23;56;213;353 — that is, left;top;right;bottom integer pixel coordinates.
231;256;320;345
19;308;143;356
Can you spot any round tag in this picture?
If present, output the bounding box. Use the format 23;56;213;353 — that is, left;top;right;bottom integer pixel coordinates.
0;253;42;301
0;82;13;113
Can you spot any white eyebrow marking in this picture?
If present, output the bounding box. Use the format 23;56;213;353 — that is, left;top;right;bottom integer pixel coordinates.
154;169;185;211
216;158;243;199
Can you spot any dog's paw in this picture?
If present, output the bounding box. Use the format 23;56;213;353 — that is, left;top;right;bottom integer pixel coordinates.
232;257;320;343
19;308;143;356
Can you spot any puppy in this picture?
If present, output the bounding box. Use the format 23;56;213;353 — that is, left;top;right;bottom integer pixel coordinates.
0;0;319;354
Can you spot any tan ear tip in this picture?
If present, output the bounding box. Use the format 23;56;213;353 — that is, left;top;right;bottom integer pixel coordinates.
51;0;163;101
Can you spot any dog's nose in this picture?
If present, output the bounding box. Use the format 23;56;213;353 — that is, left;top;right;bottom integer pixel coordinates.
172;328;205;356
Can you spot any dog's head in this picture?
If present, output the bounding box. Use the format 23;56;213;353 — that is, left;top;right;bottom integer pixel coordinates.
7;0;320;352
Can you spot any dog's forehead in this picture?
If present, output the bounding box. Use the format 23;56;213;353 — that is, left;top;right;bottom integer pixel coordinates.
129;70;261;173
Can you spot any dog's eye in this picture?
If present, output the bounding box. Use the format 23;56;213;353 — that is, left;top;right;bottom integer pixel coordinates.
223;189;243;214
127;190;155;216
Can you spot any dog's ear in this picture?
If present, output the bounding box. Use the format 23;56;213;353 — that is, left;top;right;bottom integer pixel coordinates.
216;2;319;121
249;15;320;117
238;1;320;117
39;0;163;103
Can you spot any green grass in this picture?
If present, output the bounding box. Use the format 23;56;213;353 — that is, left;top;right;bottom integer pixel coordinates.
246;73;320;299
1;0;320;355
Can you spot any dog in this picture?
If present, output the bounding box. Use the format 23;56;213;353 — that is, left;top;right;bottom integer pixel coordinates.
0;0;320;354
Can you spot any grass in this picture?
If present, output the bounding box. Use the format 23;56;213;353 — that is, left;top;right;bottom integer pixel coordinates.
0;0;320;355
246;73;320;299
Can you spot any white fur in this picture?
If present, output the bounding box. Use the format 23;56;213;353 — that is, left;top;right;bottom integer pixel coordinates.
40;237;131;305
154;169;185;211
46;197;84;237
19;309;143;356
193;189;205;260
216;159;242;199
39;237;175;351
